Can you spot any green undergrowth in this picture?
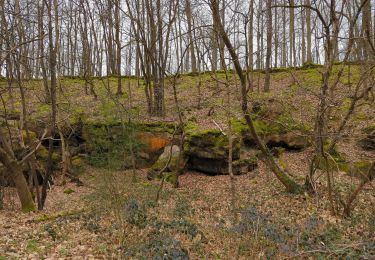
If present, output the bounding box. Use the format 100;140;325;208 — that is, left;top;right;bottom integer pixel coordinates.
83;123;142;169
232;206;375;259
86;170;204;259
36;210;84;222
184;120;234;156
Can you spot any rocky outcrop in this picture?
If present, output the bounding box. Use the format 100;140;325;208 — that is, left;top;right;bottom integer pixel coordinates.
232;99;311;151
265;132;310;150
183;124;258;175
148;145;183;175
184;128;240;175
345;161;375;180
182;106;311;175
256;98;311;149
147;145;186;185
82;123;171;169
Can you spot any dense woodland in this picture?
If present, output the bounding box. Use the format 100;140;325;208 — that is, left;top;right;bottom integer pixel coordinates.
0;0;375;258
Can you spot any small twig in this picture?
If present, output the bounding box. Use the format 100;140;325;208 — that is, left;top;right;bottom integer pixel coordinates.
212;119;226;135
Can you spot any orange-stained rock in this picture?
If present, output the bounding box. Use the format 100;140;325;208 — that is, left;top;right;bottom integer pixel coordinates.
137;132;170;152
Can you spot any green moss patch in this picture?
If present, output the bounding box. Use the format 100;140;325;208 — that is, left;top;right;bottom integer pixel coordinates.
36;210;84;222
63;188;75;195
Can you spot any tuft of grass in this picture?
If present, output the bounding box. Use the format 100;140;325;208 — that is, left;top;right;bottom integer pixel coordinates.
26;239;40;253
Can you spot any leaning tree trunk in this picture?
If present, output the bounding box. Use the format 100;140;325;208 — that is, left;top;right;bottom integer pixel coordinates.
209;0;303;194
0;139;36;212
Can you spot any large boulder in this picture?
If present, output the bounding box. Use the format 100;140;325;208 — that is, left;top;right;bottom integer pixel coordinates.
134;132;171;168
314;146;348;172
358;125;375;150
266;132;310;150
345;161;375;180
184;126;244;174
147;145;185;181
233;157;258;175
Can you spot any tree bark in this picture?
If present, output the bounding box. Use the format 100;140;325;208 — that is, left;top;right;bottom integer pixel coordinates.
305;0;312;63
264;0;272;92
185;0;197;74
289;0;296;67
41;0;58;209
0;133;36;212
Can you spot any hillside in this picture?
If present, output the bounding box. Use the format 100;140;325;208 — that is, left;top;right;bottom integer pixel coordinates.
1;66;374;259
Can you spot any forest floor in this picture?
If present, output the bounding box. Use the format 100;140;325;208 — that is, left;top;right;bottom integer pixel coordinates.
0;65;375;258
1;155;374;259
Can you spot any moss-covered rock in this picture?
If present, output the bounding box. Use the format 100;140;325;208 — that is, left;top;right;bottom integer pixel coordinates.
51;152;61;163
358;124;375;150
314;146;348;172
233;156;258;175
72;156;84;168
231;98;311;150
147;145;185;180
22;130;37;144
37;150;60;162
345;161;375;180
233;115;310;150
164;172;178;186
266;132;310;150
185;126;240;159
71;156;85;174
36;145;49;160
184;122;241;175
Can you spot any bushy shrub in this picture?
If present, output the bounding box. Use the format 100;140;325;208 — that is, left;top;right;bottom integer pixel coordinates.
124;199;148;228
85;123;142;169
125;233;189;259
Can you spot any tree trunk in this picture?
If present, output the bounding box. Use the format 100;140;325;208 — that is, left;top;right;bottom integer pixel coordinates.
115;0;122;95
289;0;296;67
41;0;58;209
0;136;36;212
209;0;303;194
282;0;287;67
305;0;312;63
301;5;306;64
264;0;272;92
185;0;197;74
